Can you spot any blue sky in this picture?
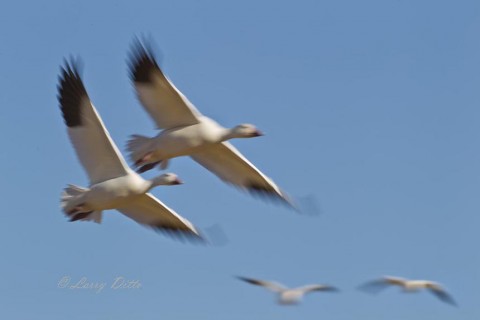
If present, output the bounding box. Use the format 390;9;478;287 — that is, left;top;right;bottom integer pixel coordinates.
1;0;479;319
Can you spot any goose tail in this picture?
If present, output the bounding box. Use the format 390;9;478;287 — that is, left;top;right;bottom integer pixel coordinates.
61;185;102;223
61;184;88;209
126;134;153;164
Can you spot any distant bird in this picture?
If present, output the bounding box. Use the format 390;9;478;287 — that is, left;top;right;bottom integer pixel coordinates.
359;276;456;306
126;38;294;208
236;276;338;305
57;60;202;242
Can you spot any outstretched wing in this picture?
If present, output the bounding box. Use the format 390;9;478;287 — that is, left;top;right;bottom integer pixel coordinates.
296;284;339;294
128;38;202;129
191;142;294;208
383;276;408;286
117;193;203;242
428;286;457;306
359;279;395;294
236;276;286;293
57;61;130;185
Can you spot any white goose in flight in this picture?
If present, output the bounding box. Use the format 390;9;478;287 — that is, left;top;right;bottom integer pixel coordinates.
236;276;338;305
126;39;294;207
359;276;456;306
57;60;202;241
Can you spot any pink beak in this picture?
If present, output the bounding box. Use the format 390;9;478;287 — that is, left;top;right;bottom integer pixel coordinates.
254;130;264;137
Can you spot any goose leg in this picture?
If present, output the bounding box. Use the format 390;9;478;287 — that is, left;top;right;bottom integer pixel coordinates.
136;161;161;173
134;152;154;167
67;203;87;216
70;211;94;222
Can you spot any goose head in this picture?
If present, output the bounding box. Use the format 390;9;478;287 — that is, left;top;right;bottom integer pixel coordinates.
228;124;263;139
150;173;183;187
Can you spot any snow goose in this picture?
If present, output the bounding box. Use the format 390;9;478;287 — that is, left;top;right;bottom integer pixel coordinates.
126;39;294;207
57;60;202;242
359;276;456;306
236;276;338;305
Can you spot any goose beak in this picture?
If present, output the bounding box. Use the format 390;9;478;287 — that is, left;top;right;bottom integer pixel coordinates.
253;130;264;137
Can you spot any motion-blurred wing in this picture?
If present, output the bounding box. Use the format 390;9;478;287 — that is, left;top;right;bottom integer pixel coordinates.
383;276;408;286
297;284;339;294
191;142;294;207
57;61;130;185
429;287;457;306
358;279;392;294
236;276;286;293
117;193;203;242
128;38;202;129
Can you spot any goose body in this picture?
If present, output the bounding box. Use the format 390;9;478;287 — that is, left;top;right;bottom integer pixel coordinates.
279;290;304;305
132;117;230;162
402;280;438;292
57;60;201;241
70;174;150;211
127;39;293;206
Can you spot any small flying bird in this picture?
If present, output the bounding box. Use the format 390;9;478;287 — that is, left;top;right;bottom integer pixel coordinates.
359;276;457;306
57;60;202;242
126;38;295;208
236;276;338;305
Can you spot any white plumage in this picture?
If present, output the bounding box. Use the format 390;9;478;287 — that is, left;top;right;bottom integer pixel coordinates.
57;60;202;241
126;38;294;207
359;275;456;306
237;276;338;305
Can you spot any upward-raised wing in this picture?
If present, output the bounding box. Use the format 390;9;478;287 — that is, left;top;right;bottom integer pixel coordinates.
128;39;202;129
117;193;203;242
236;276;286;293
191;142;294;207
57;61;130;185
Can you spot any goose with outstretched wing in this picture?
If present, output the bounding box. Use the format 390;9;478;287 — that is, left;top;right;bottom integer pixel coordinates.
359;276;457;306
126;38;294;208
57;60;202;242
237;276;338;305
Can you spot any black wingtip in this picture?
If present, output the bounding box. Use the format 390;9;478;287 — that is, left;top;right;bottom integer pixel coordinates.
327;286;340;292
236;276;253;284
431;289;458;307
235;276;260;285
152;224;207;245
246;183;298;211
128;36;163;84
57;58;88;128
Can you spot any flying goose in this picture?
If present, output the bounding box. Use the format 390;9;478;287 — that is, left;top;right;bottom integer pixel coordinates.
126;39;294;207
359;276;456;306
57;60;202;241
236;276;338;305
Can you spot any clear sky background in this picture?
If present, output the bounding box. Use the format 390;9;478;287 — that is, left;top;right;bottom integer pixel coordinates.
1;0;479;319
